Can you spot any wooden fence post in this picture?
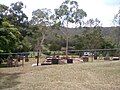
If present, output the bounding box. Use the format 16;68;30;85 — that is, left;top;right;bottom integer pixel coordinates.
37;50;40;66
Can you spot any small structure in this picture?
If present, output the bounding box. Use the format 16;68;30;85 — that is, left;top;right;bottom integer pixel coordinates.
67;58;73;63
51;58;59;64
82;56;89;62
0;52;30;67
104;57;110;60
112;57;119;60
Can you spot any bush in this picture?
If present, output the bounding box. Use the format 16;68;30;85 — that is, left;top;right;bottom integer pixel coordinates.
43;51;51;55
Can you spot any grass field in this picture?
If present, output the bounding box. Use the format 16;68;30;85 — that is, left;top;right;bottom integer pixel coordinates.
0;58;120;90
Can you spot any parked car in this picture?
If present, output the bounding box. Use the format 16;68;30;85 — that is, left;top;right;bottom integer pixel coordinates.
83;52;92;56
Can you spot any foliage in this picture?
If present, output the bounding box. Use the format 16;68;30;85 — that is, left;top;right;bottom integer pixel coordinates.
114;9;120;26
17;36;32;52
74;28;114;50
53;0;87;57
49;42;61;51
85;18;101;27
0;4;8;25
113;9;120;48
8;1;28;27
30;8;52;52
54;0;87;28
0;20;21;52
0;2;31;53
0;1;118;55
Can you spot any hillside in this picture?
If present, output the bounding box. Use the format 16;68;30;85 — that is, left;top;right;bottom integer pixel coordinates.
47;27;119;40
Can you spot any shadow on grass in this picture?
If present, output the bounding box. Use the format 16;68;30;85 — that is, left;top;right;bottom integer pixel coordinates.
0;63;24;68
0;72;22;90
0;64;8;68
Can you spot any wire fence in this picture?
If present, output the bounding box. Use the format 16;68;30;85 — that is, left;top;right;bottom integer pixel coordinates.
0;48;119;59
0;51;37;56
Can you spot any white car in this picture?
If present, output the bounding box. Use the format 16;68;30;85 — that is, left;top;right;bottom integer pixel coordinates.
84;52;92;56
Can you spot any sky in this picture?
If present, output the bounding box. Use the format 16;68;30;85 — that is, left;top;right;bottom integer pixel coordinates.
0;0;120;27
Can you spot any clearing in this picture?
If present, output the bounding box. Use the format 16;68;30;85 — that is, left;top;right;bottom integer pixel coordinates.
0;59;120;90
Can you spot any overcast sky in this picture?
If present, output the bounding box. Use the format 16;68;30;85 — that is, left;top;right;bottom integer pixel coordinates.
0;0;120;27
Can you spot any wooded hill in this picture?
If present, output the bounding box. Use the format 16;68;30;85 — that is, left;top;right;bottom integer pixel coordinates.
47;27;119;42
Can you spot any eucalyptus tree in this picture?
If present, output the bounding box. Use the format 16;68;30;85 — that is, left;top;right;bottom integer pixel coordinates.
30;8;52;53
8;1;28;28
114;9;120;48
114;9;120;26
30;8;53;66
84;18;102;35
85;18;101;27
53;0;87;57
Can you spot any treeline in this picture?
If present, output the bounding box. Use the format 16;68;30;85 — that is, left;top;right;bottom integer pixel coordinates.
0;0;120;54
0;2;31;53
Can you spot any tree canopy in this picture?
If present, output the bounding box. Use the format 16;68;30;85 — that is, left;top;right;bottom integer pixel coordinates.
0;0;118;54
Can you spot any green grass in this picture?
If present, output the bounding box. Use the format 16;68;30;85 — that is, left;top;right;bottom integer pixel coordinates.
0;59;120;90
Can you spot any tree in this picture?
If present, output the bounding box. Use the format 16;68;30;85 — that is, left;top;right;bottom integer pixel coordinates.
0;2;28;28
74;29;114;50
0;4;8;26
74;18;107;49
53;0;87;57
85;18;101;27
30;8;53;66
20;36;32;52
30;8;52;53
114;9;120;26
47;33;64;51
84;29;104;49
8;1;28;28
0;2;32;53
114;9;120;48
8;1;32;52
3;1;29;44
74;30;103;49
0;19;21;52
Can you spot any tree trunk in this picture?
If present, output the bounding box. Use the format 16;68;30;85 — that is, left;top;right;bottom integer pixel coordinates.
40;32;45;54
117;27;120;56
60;22;69;58
66;36;68;58
65;21;69;58
36;32;45;66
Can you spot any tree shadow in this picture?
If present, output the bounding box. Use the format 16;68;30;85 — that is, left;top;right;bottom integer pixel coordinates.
0;63;23;68
0;64;8;68
0;72;22;89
